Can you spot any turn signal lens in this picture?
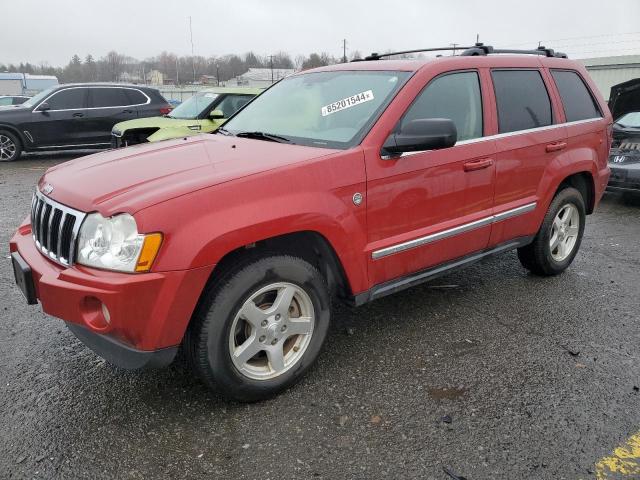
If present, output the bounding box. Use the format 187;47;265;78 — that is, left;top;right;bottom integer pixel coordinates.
135;233;163;272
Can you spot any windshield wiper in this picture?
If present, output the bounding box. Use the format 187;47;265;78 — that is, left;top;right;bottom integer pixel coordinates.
235;131;292;143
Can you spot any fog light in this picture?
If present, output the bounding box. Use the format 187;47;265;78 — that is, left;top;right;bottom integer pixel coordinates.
80;296;111;331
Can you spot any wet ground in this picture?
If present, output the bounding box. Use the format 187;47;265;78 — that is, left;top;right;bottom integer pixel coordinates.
1;153;639;479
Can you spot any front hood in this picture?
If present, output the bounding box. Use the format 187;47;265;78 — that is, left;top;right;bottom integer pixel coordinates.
39;134;338;216
114;115;204;133
609;79;640;120
0;105;30;117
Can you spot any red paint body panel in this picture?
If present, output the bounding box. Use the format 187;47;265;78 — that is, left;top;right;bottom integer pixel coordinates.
11;54;612;355
10;221;213;349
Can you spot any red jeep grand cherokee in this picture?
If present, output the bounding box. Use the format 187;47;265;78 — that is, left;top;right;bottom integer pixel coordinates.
10;45;611;401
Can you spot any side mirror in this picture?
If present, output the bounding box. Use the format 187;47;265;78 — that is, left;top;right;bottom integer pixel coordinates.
209;109;224;119
38;102;51;113
382;118;457;157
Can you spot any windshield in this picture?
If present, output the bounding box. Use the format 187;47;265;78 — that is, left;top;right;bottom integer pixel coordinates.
222;70;411;149
169;92;219;119
616;111;640;128
22;87;56;108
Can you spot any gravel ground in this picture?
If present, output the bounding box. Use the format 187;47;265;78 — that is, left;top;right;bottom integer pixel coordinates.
1;153;639;480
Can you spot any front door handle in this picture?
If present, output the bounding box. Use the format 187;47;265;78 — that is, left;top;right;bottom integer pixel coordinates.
545;141;567;152
463;158;494;172
72;112;84;118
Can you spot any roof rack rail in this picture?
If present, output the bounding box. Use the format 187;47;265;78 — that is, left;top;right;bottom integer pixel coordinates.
357;46;476;61
356;43;568;61
460;43;568;58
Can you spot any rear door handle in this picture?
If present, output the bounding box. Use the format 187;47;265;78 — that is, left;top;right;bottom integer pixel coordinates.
463;158;494;172
72;112;84;118
122;109;134;114
545;141;567;152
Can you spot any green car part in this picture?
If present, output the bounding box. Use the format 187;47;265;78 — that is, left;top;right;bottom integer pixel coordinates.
111;87;263;147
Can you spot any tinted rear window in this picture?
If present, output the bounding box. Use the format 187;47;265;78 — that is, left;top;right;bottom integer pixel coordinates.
89;88;131;108
492;70;552;133
551;70;601;122
124;89;148;105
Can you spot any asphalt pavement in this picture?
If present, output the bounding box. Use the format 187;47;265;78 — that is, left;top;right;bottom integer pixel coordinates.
1;153;639;480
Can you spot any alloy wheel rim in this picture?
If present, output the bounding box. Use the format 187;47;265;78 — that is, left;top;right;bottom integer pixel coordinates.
550;203;580;262
0;135;16;161
228;282;315;380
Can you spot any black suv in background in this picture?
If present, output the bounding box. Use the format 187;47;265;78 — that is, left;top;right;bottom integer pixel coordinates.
0;84;171;161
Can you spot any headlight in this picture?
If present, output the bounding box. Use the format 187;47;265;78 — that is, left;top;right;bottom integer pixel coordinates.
77;213;162;273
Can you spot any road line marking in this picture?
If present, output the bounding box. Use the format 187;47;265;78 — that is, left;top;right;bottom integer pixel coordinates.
596;431;640;478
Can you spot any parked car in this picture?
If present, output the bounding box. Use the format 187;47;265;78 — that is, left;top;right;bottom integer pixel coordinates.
111;87;262;147
0;83;172;161
607;79;640;194
0;95;30;106
10;44;611;401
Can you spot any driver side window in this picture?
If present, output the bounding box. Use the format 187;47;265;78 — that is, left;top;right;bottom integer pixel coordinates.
401;71;483;142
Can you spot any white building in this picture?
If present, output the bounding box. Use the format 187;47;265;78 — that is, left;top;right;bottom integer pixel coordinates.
229;68;296;87
580;55;640;100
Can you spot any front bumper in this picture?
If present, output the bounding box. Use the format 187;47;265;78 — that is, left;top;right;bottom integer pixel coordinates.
607;162;640;193
9;220;214;368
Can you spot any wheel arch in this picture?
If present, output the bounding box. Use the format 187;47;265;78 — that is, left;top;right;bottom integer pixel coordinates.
201;230;353;303
0;124;26;148
557;171;596;214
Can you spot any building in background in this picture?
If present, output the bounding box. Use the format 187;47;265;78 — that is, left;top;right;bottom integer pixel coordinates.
229;68;296;87
0;73;58;95
146;70;164;86
580;55;640;101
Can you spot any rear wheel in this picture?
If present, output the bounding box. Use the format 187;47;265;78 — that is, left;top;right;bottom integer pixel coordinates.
517;187;586;276
0;131;22;162
184;255;331;402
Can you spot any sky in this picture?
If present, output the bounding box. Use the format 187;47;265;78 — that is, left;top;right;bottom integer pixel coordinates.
2;0;640;66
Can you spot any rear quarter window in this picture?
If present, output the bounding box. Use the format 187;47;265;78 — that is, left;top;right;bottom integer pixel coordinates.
124;89;149;105
551;70;601;122
491;70;553;134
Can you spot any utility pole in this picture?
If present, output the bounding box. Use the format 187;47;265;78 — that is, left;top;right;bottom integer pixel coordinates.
450;43;459;56
176;57;179;86
476;33;480;43
189;16;196;83
342;39;347;63
216;64;220;87
268;55;274;84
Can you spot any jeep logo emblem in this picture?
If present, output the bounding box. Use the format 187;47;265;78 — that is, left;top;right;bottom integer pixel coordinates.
42;183;54;194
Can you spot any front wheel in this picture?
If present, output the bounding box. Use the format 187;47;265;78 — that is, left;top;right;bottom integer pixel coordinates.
0;131;22;162
184;255;331;402
517;187;586;276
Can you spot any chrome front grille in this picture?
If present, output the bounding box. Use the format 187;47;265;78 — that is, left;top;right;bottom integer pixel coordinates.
31;191;86;266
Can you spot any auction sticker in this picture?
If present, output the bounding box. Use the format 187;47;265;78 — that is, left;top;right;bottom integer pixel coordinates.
322;90;374;116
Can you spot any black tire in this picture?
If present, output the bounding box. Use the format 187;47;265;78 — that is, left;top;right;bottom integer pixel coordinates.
0;130;22;162
184;255;331;402
517;187;586;276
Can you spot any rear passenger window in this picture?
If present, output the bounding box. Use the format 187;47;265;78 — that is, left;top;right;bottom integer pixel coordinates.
401;71;483;141
45;88;86;110
89;88;131;108
551;70;601;122
124;89;148;105
492;70;552;133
